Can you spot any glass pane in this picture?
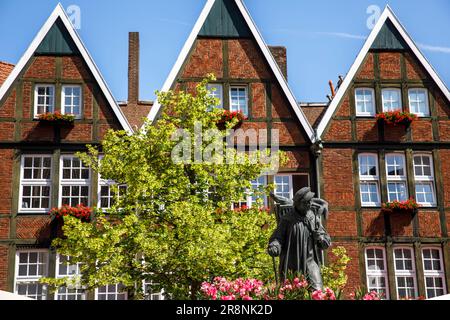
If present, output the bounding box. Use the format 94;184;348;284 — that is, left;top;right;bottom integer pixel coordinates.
24;169;32;179
23;186;31;196
63;169;71;179
29;252;38;263
29;265;37;276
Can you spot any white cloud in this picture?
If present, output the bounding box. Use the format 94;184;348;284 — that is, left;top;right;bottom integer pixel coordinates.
314;32;366;40
417;43;450;54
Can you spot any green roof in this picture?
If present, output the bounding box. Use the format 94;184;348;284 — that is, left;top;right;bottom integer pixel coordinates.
199;0;251;38
36;17;79;55
371;19;408;50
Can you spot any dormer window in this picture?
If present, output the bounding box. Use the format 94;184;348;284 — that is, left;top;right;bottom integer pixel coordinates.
355;88;375;116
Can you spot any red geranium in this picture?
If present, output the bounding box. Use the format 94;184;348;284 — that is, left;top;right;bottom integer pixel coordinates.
382;198;420;213
49;204;92;223
217;110;247;129
376;110;417;126
38;112;75;124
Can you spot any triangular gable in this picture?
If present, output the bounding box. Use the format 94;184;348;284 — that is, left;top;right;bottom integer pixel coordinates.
0;3;133;133
147;0;316;143
317;5;450;139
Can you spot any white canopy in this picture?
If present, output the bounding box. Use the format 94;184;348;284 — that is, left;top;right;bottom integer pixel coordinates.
0;290;34;300
428;294;450;300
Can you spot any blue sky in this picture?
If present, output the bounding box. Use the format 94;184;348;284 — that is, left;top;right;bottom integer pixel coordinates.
0;0;449;103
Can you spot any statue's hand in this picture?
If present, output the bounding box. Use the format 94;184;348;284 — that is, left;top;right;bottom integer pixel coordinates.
268;240;281;257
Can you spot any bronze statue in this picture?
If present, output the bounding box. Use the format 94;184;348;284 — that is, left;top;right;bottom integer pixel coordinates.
268;187;331;291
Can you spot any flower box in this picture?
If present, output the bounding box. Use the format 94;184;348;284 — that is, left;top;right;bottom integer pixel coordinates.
376;110;417;126
216;110;247;130
381;198;419;214
38;112;75;125
49;204;92;223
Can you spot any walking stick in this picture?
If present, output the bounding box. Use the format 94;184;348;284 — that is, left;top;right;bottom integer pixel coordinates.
272;256;279;287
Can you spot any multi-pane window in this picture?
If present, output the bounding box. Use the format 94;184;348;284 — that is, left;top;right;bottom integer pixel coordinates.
250;176;268;207
355;88;375;116
20;155;52;212
55;255;86;300
99;184;127;209
143;281;164;300
365;248;389;299
386;154;408;202
408;88;430;117
96;284;127;300
34;85;55;116
274;175;293;200
393;248;418;300
15;250;49;300
358;154;380;206
413;154;436;207
382;88;402;112
60;156;90;207
230;86;248;116
422;248;446;299
207;84;223;109
62;85;82;118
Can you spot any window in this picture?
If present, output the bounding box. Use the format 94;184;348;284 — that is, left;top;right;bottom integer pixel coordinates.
19;155;52;213
365;247;389;299
358;154;380;206
96;284;127;300
55;255;86;300
143;281;164;300
207;84;223;109
382;88;402;112
230;86;248;116
62;85;82;118
60;156;90;207
15;250;49;300
413;154;436;207
422;248;446;299
355;88;375;116
34;84;55;117
408;88;430;117
393;248;417;300
385;154;408;202
250;176;268;207
99;184;127;209
274;175;293;200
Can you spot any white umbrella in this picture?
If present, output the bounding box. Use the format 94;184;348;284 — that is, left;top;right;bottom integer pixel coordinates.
0;290;35;300
428;294;450;300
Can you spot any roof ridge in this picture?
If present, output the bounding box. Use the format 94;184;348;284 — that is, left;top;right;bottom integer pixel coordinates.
0;61;15;67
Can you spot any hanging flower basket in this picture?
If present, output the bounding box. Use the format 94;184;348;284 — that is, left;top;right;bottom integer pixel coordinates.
376;110;417;127
49;204;92;223
381;198;420;214
38;112;75;125
216;110;247;130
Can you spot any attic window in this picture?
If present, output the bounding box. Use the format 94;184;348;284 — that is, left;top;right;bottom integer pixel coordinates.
355;88;375;117
34;84;55;117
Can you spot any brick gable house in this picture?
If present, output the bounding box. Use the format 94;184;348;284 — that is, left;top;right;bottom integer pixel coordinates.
316;7;450;299
0;1;448;300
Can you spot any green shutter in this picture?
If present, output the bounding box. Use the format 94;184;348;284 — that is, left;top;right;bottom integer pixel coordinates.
199;0;251;38
371;19;408;50
36;18;79;55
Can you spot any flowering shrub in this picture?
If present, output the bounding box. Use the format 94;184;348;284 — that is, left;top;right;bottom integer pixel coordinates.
311;288;337;300
200;277;264;300
349;290;382;300
38;112;75;124
382;198;420;213
376;110;417;126
217;110;247;130
49;204;92;223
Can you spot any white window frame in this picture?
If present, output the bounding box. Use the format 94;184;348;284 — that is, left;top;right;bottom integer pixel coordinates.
382;88;402;112
385;153;408;202
19;155;52;214
61;85;82;119
355;88;375;117
14;249;49;300
59;155;91;207
274;174;294;200
365;247;389;299
95;284;128;300
34;84;55;117
207;83;223;109
408;88;430;117
229;85;248;116
413;153;436;207
55;254;86;300
393;247;418;300
143;280;165;300
358;153;381;207
422;247;447;299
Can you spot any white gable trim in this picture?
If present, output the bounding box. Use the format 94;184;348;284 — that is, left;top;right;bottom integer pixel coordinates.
0;3;133;134
317;5;450;139
146;0;316;143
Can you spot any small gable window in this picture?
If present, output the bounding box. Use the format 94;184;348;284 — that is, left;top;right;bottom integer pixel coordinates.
207;84;223;109
34;84;55;117
62;85;82;118
382;88;402;112
355;88;375;116
230;86;248;117
408;88;430;117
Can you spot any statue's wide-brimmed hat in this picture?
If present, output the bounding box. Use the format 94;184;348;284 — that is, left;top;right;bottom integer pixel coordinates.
294;187;315;203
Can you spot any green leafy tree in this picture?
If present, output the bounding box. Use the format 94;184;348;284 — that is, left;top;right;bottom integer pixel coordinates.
321;246;351;299
43;75;283;299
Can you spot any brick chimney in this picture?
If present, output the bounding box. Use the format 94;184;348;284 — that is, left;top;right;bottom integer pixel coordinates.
128;32;140;104
269;46;287;80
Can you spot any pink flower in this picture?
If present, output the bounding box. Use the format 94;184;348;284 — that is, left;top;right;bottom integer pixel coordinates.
312;290;325;300
221;295;236;300
242;295;252;301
